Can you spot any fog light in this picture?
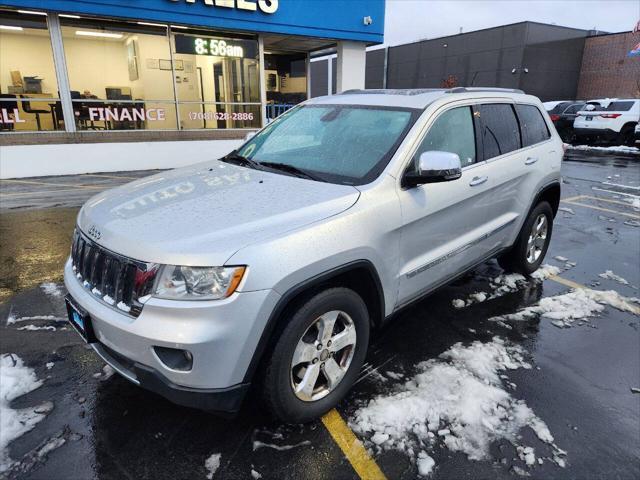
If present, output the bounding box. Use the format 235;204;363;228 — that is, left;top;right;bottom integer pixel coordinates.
153;346;193;371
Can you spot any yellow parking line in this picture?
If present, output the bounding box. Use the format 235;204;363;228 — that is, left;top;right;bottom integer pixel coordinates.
560;200;640;219
548;275;586;290
561;195;586;202
322;409;387;480
0;179;110;190
82;173;139;180
0;187;105;198
581;195;638;208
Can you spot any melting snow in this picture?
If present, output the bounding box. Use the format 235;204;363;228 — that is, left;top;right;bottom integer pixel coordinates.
0;354;52;473
350;338;565;474
490;288;639;328
116;302;131;313
598;270;634;288
204;453;221;479
16;325;57;332
252;440;311;451
452;265;561;309
39;283;63;297
251;468;263;479
7;315;63;325
558;207;574;215
568;145;640;154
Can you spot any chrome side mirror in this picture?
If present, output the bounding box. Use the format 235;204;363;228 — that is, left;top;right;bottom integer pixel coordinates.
403;151;462;188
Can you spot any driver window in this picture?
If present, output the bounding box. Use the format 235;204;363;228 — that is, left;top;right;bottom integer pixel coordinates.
413;106;476;168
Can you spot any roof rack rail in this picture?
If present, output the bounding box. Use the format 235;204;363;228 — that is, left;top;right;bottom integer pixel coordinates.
445;87;525;94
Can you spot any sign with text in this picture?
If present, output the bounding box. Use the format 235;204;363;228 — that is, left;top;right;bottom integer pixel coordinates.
174;34;258;58
168;0;278;14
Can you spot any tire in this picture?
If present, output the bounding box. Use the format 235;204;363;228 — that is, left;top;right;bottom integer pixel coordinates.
262;287;370;423
498;201;554;275
619;125;636;147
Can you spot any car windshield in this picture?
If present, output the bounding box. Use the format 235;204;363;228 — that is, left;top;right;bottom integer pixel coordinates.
236;104;418;185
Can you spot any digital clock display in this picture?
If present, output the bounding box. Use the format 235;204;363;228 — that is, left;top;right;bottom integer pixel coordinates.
174;34;257;58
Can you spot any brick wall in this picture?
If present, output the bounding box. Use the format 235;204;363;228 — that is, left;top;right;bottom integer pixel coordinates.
577;32;640;99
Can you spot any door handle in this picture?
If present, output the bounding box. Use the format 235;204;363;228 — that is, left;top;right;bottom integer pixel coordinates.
469;175;488;187
525;157;539;165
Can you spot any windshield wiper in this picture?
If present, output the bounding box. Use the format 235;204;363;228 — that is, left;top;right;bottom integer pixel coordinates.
259;162;324;182
220;150;263;170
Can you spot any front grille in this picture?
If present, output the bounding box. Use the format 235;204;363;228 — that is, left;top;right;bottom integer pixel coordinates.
71;229;159;317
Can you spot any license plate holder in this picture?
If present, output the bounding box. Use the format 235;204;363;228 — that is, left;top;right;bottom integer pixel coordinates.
65;295;96;343
585;116;593;121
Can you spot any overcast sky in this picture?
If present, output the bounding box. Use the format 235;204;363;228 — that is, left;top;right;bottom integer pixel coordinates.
383;0;640;46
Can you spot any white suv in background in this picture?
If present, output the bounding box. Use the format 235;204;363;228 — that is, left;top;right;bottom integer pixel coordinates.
573;99;639;146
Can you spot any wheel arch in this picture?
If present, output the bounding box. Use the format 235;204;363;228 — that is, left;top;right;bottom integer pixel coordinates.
242;260;385;384
532;181;561;218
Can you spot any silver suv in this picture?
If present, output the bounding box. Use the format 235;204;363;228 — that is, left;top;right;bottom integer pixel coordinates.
64;88;562;422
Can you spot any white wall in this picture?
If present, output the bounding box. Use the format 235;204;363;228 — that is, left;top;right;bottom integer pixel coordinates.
336;41;367;93
0;139;243;178
0;30;58;94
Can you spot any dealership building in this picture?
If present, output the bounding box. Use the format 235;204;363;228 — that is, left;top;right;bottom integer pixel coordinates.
0;0;384;178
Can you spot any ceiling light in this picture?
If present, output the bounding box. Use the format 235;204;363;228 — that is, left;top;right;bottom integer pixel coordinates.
59;14;81;19
76;30;123;39
170;25;189;30
0;25;24;31
17;9;47;16
137;22;167;27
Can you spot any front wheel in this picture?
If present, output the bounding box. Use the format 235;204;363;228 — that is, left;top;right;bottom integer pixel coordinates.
498;201;554;275
262;288;370;423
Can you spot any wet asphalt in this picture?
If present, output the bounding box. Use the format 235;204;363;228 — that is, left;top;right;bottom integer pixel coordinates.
0;149;639;480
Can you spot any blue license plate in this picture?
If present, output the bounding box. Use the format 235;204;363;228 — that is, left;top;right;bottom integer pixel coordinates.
65;295;95;343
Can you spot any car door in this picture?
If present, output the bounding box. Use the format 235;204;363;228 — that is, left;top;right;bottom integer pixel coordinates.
395;104;497;307
486;103;555;248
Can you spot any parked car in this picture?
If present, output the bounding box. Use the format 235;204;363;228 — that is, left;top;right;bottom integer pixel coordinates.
634;122;640;144
573;99;640;146
63;88;562;422
543;100;573;112
548;101;586;141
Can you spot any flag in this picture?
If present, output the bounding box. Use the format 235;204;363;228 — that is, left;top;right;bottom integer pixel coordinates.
629;42;640;57
634;20;640;34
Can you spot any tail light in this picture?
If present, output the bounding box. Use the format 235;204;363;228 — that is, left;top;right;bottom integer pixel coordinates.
599;113;621;119
549;114;560;121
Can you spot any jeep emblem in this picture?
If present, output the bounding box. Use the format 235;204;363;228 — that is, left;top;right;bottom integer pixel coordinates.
87;225;102;240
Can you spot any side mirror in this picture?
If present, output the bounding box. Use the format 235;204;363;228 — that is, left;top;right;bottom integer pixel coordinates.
403;151;462;188
244;131;256;141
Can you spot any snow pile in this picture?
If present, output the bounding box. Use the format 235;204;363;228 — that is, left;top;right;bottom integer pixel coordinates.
598;270;634;288
568;145;640;154
39;283;63;297
0;354;52;473
17;325;57;332
623;197;640;210
351;338;565;476
452;265;561;309
204;453;221;479
490;288;640;328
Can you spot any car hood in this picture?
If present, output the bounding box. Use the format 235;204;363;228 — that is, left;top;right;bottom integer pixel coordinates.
78;160;360;266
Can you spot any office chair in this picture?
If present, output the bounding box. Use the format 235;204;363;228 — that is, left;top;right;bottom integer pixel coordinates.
20;96;50;131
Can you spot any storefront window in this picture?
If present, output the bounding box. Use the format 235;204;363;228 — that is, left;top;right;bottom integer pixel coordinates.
264;53;307;121
0;10;64;132
172;29;261;129
60;18;177;131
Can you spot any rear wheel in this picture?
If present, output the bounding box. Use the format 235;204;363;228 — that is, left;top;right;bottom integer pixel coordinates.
262;288;369;423
618;125;636;147
498;201;553;275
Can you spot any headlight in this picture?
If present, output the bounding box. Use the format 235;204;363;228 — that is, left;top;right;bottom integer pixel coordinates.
154;265;246;300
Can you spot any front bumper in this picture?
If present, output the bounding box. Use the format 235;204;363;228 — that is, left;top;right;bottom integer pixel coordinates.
64;258;281;412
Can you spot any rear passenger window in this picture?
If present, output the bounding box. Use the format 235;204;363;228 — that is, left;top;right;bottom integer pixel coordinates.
477;104;521;159
414;106;476;167
515;104;551;147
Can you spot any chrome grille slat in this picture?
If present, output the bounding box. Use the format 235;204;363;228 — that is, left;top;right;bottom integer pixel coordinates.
70;229;158;318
